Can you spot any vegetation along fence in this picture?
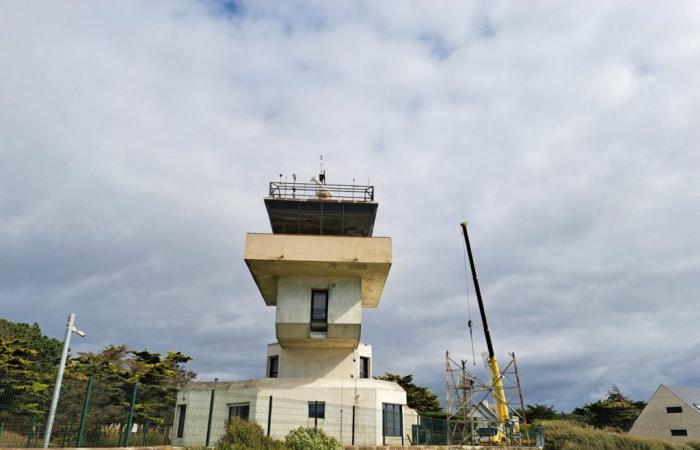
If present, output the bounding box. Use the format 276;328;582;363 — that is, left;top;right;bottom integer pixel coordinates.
1;378;454;448
0;380;172;448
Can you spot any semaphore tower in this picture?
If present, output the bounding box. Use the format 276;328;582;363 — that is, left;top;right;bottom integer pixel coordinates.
173;172;415;446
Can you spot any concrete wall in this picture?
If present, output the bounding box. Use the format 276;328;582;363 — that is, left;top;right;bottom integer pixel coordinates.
244;233;391;307
276;277;361;325
266;343;372;380
629;385;700;442
274;276;363;348
172;379;416;447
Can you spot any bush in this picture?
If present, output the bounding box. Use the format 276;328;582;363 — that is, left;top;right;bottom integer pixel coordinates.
215;418;286;450
543;420;700;450
284;427;341;450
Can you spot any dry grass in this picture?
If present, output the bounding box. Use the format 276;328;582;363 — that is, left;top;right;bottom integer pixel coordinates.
543;420;700;450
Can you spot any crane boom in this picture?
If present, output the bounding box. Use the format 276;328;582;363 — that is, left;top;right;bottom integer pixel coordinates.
460;222;510;430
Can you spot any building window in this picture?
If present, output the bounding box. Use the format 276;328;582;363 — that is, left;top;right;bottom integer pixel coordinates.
382;403;402;437
666;406;683;413
176;405;186;438
268;355;279;378
228;403;250;421
308;401;325;419
671;429;688;436
310;290;328;332
360;356;370;379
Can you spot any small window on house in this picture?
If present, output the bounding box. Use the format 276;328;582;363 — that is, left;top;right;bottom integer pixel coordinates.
671;429;688;436
268;355;279;378
360;356;370;379
311;290;328;332
666;406;683;413
308;401;325;418
382;403;402;437
176;404;186;438
228;403;250;421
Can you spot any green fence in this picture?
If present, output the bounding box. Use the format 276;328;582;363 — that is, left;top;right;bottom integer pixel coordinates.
411;415;448;445
0;380;173;448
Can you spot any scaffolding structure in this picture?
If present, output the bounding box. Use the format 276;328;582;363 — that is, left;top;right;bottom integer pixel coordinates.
444;351;530;446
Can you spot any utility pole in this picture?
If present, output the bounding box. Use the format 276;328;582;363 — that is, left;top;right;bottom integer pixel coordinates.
42;313;86;448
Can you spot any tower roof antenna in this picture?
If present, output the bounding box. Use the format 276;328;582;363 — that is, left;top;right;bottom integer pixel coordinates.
319;155;326;184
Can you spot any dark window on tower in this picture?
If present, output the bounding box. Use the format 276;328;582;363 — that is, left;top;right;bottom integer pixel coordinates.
671;429;688;436
360;357;370;379
268;355;279;378
308;401;325;418
228;403;250;421
311;290;328;332
382;403;402;437
176;404;186;438
666;406;683;413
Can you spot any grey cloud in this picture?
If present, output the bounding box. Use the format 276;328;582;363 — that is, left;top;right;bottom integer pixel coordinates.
1;0;699;412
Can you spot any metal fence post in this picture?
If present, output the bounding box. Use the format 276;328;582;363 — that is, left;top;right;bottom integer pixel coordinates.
76;375;94;447
26;415;36;448
351;406;355;445
314;401;318;431
204;388;216;447
266;396;273;437
399;405;404;446
122;383;138;447
382;406;386;446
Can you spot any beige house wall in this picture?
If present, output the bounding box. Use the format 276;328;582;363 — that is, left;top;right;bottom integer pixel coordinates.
629;385;700;442
172;379;417;447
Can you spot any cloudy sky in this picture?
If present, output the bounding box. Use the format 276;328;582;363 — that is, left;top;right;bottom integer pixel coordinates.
2;0;699;411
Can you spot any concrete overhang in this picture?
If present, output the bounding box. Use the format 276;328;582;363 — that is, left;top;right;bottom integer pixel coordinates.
244;233;391;308
275;323;361;348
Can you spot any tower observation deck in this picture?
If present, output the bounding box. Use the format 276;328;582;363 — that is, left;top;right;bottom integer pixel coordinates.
265;181;378;236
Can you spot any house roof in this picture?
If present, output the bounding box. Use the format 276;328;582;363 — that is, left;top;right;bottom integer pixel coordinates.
664;385;700;413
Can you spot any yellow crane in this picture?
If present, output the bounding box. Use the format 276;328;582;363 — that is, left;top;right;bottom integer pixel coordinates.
460;222;511;444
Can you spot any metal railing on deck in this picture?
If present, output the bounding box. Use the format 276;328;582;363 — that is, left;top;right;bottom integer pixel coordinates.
268;182;374;202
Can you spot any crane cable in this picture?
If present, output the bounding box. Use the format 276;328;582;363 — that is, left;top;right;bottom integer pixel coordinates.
461;229;477;365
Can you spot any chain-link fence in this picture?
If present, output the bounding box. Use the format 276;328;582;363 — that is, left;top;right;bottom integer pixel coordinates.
0;380;172;448
171;387;448;447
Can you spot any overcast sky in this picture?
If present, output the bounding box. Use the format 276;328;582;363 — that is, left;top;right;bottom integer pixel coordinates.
2;1;699;412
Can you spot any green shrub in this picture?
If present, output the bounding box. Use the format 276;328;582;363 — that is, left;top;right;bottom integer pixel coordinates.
215;418;286;450
284;427;341;450
543;420;700;450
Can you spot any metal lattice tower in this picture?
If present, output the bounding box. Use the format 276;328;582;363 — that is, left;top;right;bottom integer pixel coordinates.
444;351;531;446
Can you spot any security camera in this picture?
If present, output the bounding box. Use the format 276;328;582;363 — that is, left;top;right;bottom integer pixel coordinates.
73;328;86;338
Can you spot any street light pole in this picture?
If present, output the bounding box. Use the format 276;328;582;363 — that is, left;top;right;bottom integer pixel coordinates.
42;313;86;448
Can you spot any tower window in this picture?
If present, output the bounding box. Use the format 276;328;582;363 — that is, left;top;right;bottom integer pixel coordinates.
671;429;688;436
308;401;325;418
268;355;279;378
311;290;328;332
176;404;186;438
360;357;370;379
666;406;683;413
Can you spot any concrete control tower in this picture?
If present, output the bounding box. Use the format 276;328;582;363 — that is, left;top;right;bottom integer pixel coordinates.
248;177;389;378
173;174;415;447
